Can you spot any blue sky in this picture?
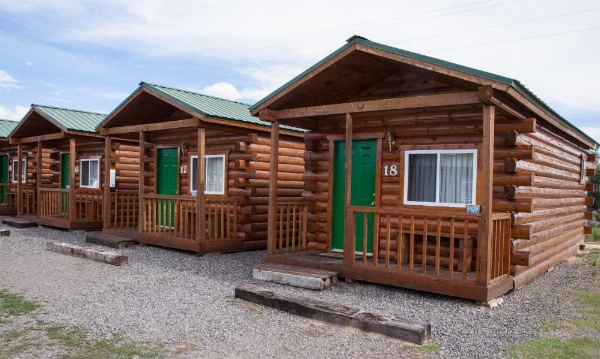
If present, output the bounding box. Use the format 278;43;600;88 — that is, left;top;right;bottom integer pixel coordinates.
0;0;599;145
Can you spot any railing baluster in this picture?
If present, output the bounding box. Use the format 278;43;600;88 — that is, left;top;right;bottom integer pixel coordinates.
409;216;415;272
449;219;455;278
422;217;428;274
435;217;441;276
397;215;403;271
362;212;368;266
385;214;391;268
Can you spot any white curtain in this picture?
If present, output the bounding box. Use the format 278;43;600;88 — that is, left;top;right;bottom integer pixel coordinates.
439;154;473;204
407;154;437;202
205;156;224;193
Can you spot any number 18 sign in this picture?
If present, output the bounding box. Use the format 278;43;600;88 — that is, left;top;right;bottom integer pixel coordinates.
383;164;398;177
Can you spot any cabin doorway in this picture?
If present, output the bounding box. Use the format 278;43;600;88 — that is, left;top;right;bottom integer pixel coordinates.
156;147;178;227
0;155;7;205
331;139;377;253
60;153;70;214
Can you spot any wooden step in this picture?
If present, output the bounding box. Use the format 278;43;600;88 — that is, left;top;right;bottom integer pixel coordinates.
235;284;431;344
85;232;136;249
253;263;338;290
2;217;38;228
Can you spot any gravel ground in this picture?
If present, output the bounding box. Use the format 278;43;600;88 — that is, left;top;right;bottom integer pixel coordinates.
0;217;597;358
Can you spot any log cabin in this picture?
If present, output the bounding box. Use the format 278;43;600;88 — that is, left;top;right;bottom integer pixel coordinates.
96;82;304;253
0;119;19;215
7;104;122;230
249;35;599;302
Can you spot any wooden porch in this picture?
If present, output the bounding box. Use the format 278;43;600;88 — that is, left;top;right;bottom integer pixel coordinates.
35;188;103;230
268;203;513;302
0;183;36;216
108;194;242;252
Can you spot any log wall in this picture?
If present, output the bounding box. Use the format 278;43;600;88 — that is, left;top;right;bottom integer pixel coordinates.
142;127;304;248
496;126;596;288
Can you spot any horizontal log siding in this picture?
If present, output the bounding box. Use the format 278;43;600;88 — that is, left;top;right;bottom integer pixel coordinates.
302;106;504;252
142;128;304;248
108;140;140;228
493;126;593;288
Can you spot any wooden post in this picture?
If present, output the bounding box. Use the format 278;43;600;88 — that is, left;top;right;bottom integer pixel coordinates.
103;136;112;230
343;113;354;266
138;132;144;233
267;120;280;255
197;127;206;243
37;141;42;216
477;105;495;286
16;144;22;215
68;138;76;223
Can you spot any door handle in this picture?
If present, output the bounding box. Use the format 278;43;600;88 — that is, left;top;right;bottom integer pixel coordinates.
371;201;375;206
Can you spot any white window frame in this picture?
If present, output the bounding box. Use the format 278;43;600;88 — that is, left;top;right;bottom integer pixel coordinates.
190;154;226;195
403;149;477;208
12;158;26;183
79;158;100;188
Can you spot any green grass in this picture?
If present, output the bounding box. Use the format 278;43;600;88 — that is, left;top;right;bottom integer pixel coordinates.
0;289;40;317
0;289;163;358
586;227;600;243
503;250;600;359
43;324;162;359
419;341;442;353
505;337;600;359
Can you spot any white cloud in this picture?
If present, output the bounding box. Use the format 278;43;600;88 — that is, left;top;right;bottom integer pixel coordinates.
200;82;266;102
25;61;33;66
580;126;600;146
0;70;21;90
0;104;28;121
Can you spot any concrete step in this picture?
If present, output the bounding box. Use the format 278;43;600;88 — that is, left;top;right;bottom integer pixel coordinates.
253;263;338;290
2;217;38;228
85;232;136;249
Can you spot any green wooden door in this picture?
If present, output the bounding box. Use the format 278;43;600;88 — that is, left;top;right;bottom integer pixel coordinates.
61;153;70;214
0;155;8;205
156;148;178;226
331;139;377;253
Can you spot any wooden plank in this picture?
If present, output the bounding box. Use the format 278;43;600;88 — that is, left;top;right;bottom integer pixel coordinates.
197;128;205;243
17;144;22;215
103;136;112;230
36;141;42;217
343;113;354;266
138;132;144;233
47;241;128;266
234;284;431;344
267;121;280;255
10;132;65;145
101;118;200;135
69;139;76;223
253;263;338;290
276;91;480;119
477;105;494;286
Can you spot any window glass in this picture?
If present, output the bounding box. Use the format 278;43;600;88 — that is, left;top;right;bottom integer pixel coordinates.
80;159;100;188
191;155;225;194
405;150;475;206
12;159;26;183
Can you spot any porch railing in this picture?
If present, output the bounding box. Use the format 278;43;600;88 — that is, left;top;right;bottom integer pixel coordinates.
0;183;13;207
21;184;38;215
140;195;238;242
109;192;139;228
39;188;69;220
349;207;511;284
489;212;511;282
273;202;308;254
38;188;103;222
73;189;103;221
205;198;238;241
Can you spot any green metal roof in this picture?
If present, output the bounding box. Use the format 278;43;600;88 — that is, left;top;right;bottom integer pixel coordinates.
0;119;18;138
32;104;106;133
98;82;303;133
250;35;598;148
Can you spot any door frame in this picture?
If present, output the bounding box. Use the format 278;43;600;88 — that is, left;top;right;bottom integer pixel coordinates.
328;137;382;253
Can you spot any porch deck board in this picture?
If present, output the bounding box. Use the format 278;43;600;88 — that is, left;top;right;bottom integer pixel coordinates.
3;216;38;228
265;250;506;301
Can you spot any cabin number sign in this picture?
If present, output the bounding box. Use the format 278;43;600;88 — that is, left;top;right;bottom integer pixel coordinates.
383;164;398;177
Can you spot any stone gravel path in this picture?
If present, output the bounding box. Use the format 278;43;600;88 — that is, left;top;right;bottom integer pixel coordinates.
0;219;597;358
